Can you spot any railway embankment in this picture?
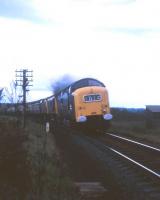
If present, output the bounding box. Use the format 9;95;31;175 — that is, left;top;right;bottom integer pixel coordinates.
0;116;80;200
0;116;30;199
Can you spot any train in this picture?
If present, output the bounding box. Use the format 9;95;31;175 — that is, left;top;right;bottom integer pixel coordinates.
27;78;112;131
1;78;113;132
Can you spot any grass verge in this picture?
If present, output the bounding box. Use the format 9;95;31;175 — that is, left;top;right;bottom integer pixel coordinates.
0;116;80;200
24;120;80;200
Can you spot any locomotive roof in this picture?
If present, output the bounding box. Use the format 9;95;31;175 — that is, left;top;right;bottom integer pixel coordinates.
71;78;105;87
55;78;105;95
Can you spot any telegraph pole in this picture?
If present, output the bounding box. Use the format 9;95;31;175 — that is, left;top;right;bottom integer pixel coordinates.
15;69;33;128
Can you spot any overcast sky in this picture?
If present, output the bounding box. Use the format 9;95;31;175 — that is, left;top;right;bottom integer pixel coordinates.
0;0;160;107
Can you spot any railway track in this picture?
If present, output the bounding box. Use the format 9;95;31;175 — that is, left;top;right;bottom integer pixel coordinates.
54;126;126;199
54;125;160;199
80;132;160;199
103;133;160;178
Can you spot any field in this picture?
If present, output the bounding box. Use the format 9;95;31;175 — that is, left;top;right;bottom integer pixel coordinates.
110;108;160;144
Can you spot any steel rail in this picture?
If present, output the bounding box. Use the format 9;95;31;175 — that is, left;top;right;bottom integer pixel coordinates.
103;144;160;179
106;133;160;152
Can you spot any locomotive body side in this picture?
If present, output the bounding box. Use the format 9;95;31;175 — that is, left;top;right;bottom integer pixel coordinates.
55;87;70;120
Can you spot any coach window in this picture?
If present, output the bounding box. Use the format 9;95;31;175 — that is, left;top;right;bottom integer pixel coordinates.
62;92;68;106
59;92;63;104
58;94;61;101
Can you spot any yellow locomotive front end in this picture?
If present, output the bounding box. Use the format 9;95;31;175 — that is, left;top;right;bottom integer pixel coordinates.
73;85;112;130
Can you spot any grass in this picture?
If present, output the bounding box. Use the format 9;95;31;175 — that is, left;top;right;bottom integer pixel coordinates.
0;116;81;200
24;120;81;200
0;116;30;199
110;108;160;144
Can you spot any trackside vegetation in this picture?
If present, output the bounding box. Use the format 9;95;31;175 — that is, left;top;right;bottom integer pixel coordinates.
0;116;80;200
25;120;80;200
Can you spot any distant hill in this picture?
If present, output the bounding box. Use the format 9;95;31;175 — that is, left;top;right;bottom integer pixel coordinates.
111;107;145;112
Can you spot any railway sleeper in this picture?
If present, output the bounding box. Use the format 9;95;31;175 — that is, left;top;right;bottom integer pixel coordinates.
74;182;107;199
